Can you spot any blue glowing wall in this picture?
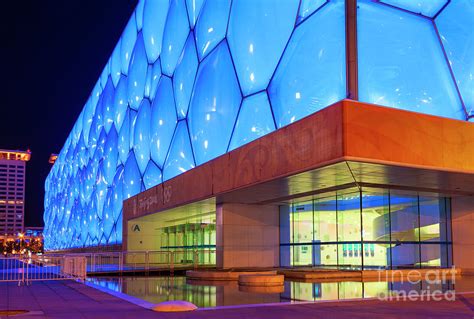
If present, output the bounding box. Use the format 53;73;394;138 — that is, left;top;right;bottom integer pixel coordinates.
44;0;473;250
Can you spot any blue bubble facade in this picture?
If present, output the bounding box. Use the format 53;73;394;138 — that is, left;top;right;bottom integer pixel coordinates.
44;0;473;250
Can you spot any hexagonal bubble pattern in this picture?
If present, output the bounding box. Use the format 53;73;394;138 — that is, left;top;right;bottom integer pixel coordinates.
114;75;128;131
298;0;327;23
163;120;195;181
173;33;198;119
127;33;148;110
358;0;464;120
228;0;299;96
123;152;142;200
188;41;242;165
111;40;122;86
381;0;447;18
269;0;346;128
186;0;205;28
133;99;152;174
143;160;162;190
228;91;276;151
143;0;170;63
194;0;231;60
161;0;189;76
102;78;115;133
44;0;472;250
150;76;178;168
120;13;137;75
435;0;474;116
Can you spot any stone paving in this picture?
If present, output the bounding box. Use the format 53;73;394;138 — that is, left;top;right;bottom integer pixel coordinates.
0;280;473;319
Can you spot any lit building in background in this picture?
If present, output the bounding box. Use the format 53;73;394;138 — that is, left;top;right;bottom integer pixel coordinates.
44;1;474;271
48;154;58;165
0;149;30;236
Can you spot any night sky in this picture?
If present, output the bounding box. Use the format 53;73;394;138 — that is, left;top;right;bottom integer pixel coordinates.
0;1;137;227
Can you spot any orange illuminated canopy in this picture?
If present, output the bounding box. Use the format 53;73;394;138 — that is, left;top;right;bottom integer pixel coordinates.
0;149;31;162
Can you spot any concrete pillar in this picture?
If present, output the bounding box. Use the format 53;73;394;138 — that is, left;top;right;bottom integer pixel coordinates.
451;196;474;274
216;203;279;268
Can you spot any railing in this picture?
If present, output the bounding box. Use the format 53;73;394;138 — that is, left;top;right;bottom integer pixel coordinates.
0;255;87;284
51;249;216;274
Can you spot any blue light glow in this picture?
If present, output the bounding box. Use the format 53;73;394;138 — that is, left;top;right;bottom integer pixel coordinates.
43;0;472;250
228;0;299;96
358;0;465;120
381;0;447;18
229;91;276;151
269;0;346;128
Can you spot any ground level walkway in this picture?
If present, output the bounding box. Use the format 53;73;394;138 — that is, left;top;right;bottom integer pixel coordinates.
0;280;473;319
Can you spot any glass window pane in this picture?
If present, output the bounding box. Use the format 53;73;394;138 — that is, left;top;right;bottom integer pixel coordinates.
390;193;419;242
419;196;447;242
338;243;362;269
292;245;313;266
314;244;338;268
292;201;313;266
292;201;313;244
363;243;390;269
391;243;420;269
362;190;390;241
314;195;337;242
420;243;445;268
337;192;361;242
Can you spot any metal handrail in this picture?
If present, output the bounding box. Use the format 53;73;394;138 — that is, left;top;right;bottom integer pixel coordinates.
44;249;216;274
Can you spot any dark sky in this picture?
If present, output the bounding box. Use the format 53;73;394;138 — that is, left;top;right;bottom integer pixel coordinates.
0;1;137;227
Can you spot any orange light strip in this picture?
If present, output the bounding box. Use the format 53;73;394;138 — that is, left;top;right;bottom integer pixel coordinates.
48;154;58;164
0;149;31;162
0;200;24;205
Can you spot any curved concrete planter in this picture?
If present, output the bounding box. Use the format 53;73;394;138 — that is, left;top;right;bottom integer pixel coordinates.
238;274;285;287
152;301;197;312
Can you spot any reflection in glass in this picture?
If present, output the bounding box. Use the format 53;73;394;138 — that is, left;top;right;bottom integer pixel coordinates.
280;189;452;269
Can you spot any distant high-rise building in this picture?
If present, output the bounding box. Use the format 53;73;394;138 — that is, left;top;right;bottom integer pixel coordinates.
0;149;31;235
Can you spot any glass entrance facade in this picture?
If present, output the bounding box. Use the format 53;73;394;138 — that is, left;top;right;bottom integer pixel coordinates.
280;188;452;269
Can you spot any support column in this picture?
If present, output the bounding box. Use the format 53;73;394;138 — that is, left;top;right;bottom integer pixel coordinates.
216;203;280;269
451;197;474;274
345;0;358;100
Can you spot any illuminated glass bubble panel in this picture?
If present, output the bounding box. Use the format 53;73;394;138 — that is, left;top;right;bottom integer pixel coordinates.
229;92;276;151
436;0;474;115
227;0;299;95
43;0;471;250
381;0;447;18
269;0;346;128
358;0;465;120
188;41;242;165
194;0;231;60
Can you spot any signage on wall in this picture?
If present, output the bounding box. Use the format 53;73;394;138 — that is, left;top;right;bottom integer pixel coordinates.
163;186;172;203
132;224;141;232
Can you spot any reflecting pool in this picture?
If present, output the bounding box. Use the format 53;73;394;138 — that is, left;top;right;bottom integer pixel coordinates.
87;276;458;308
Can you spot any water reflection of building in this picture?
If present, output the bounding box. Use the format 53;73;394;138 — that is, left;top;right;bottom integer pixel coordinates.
88;276;456;307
